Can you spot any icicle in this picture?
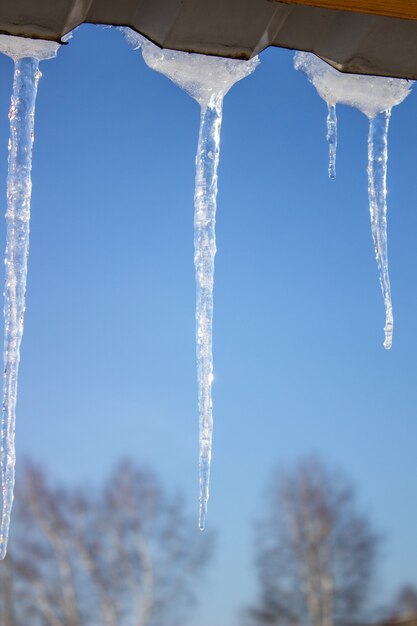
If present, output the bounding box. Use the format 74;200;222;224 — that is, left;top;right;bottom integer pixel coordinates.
367;110;392;349
0;36;59;560
194;97;222;529
294;51;412;348
123;29;258;528
326;103;337;179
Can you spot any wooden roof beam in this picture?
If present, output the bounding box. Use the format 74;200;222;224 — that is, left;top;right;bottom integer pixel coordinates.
273;1;417;21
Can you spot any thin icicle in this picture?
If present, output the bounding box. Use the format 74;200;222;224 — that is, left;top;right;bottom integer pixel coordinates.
294;51;412;348
0;36;59;559
194;97;222;529
326;103;337;179
123;29;258;528
367;110;392;349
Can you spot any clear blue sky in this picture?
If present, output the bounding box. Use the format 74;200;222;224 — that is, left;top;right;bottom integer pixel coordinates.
0;24;416;625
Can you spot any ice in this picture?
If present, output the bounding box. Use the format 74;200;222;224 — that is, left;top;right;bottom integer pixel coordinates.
294;52;411;117
0;35;60;559
125;31;257;106
0;35;59;61
326;103;337;179
294;51;412;349
368;110;392;349
124;29;258;528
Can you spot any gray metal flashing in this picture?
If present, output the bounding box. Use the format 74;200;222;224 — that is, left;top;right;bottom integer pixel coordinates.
0;0;416;79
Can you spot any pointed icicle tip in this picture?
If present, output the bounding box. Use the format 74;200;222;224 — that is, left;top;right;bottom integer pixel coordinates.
384;321;393;350
199;502;207;531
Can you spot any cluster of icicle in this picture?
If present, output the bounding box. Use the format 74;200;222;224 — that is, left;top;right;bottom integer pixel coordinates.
123;28;259;529
294;52;413;350
0;35;60;559
0;29;414;560
0;26;259;558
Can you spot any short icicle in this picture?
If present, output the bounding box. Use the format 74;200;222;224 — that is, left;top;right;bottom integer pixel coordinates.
326;103;337;179
0;35;59;559
294;51;412;348
123;29;258;528
367;110;392;349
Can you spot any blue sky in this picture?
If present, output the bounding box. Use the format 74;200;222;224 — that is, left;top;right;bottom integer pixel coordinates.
0;24;416;625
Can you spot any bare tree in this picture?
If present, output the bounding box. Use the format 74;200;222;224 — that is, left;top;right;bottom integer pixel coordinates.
246;457;380;626
0;460;213;626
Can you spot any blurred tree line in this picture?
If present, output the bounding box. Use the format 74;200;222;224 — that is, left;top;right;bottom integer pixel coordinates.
0;461;213;626
0;456;414;626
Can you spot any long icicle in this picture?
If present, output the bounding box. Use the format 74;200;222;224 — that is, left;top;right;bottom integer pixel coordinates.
195;95;223;530
326;103;337;179
0;57;41;558
122;28;258;527
367;109;393;350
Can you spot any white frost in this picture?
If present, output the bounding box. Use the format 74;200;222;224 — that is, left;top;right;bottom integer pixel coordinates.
294;52;411;117
124;30;258;107
0;35;60;559
0;34;59;61
294;51;412;349
124;29;258;528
